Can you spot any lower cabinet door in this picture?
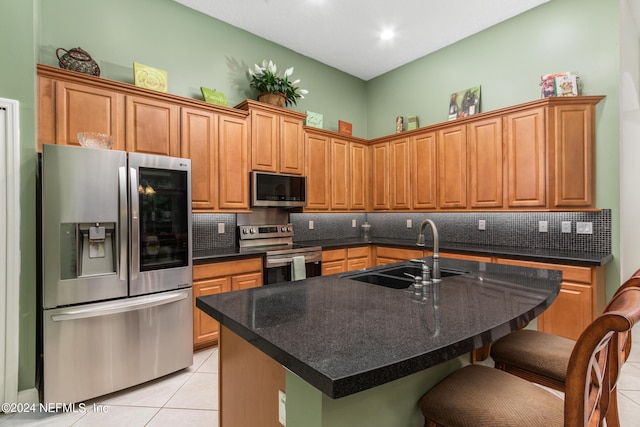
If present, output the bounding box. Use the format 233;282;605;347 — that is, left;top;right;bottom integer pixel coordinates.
537;282;591;340
193;277;229;350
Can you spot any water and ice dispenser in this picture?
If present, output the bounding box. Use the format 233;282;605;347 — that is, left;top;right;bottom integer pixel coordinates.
59;222;117;280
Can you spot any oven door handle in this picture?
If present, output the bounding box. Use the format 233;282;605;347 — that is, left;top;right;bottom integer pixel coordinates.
266;253;322;268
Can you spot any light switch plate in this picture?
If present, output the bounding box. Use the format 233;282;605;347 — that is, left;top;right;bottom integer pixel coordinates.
576;222;593;234
278;390;286;426
478;220;486;231
538;221;548;233
308;220;314;230
561;221;572;233
406;219;412;228
217;223;225;234
352;219;357;227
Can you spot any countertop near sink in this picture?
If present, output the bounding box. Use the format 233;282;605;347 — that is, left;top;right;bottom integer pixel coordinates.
298;237;613;267
196;258;562;398
193;238;611;266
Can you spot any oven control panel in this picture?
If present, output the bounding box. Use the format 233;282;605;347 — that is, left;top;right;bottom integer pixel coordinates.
239;224;294;240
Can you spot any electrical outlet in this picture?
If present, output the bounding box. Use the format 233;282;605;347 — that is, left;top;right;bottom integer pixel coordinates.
278;390;286;426
308;220;314;230
406;219;412;228
561;221;572;233
538;221;548;233
478;219;486;231
352;219;357;227
576;222;593;234
217;223;225;234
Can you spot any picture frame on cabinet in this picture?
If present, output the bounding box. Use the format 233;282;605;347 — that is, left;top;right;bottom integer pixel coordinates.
448;86;480;120
338;120;352;135
201;87;229;106
305;111;323;128
134;62;168;93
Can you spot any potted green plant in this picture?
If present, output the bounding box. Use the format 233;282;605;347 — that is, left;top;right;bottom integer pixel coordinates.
249;60;308;107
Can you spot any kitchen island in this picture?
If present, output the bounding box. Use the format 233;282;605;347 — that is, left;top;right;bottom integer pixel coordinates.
196;257;562;427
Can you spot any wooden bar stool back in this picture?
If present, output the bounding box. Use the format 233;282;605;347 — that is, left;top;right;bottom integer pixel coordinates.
418;286;640;427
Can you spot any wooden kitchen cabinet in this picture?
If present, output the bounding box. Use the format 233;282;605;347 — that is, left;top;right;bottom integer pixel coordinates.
192;257;263;349
322;249;348;275
374;246;424;266
440;252;493;263
181;107;250;212
371;142;390;210
38;75;126;151
331;138;350;210
468;116;503;208
437;124;467;209
390;138;412;210
304;130;331;210
237;100;306;174
322;247;372;275
304;127;368;212
505;107;547;208
350;142;368;210
411;131;438;210
494;257;606;340
125;95;179;156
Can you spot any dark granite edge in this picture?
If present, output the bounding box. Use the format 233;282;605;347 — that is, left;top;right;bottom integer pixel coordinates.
196;295;337;396
196;271;561;399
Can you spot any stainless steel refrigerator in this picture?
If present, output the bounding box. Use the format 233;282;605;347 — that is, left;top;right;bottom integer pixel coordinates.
39;144;193;404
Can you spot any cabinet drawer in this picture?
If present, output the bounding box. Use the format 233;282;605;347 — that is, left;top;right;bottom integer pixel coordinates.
375;246;423;260
322;249;347;262
347;246;369;258
194;257;263;280
495;258;592;284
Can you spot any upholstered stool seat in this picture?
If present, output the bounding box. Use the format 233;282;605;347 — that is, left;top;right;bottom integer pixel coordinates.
490;329;574;390
419;364;563;427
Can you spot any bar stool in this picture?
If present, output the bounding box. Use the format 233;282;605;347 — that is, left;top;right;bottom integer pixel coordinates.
418;286;640;427
489;268;640;425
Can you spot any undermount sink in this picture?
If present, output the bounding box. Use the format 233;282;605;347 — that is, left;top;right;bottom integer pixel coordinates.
343;263;468;289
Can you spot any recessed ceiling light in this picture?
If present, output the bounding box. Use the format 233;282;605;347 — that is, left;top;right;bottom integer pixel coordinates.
380;30;395;40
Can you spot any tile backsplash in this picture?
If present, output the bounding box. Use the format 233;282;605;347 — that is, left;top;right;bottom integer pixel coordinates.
193;210;611;254
291;210;611;254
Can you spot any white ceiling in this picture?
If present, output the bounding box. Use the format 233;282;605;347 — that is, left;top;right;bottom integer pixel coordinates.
175;0;549;81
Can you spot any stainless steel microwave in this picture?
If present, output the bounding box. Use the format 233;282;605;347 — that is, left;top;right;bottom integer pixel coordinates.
251;171;307;207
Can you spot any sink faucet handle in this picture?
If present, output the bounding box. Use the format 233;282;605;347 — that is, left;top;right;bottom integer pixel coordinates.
410;258;427;265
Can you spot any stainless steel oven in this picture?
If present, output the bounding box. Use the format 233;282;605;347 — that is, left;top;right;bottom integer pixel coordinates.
238;224;322;285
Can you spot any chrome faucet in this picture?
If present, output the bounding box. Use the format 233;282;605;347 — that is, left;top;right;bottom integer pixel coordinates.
416;219;440;282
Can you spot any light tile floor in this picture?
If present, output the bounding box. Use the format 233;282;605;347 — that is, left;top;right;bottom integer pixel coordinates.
1;325;639;426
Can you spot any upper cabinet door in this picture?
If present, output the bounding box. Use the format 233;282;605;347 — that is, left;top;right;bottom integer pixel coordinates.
218;115;250;210
468;117;503;208
411;132;437;210
304;131;331;210
550;103;594;208
331;138;350;210
437;125;467;209
181;107;217;211
349;142;368;211
250;109;279;172
55;80;125;150
371;142;390;210
505;107;546;208
280;115;305;175
390;138;411;210
126;95;179;156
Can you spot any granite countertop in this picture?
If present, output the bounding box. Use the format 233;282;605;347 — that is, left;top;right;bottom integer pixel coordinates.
196;257;562;398
194;237;612;266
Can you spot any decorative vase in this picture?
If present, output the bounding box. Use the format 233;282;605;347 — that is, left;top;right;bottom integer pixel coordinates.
258;92;286;108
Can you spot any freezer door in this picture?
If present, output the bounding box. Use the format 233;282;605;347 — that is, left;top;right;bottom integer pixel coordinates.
42;145;128;308
42;289;193;404
128;153;192;296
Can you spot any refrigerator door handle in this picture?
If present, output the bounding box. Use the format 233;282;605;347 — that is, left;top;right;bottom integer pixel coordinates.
129;167;140;280
118;166;128;282
50;289;189;322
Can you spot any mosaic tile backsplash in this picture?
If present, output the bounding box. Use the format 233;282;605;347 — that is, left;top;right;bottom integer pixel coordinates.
291;210;611;254
192;214;236;252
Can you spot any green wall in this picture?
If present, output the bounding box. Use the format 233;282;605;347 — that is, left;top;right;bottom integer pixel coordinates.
366;0;621;297
37;0;368;137
1;0;622;395
0;0;38;392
